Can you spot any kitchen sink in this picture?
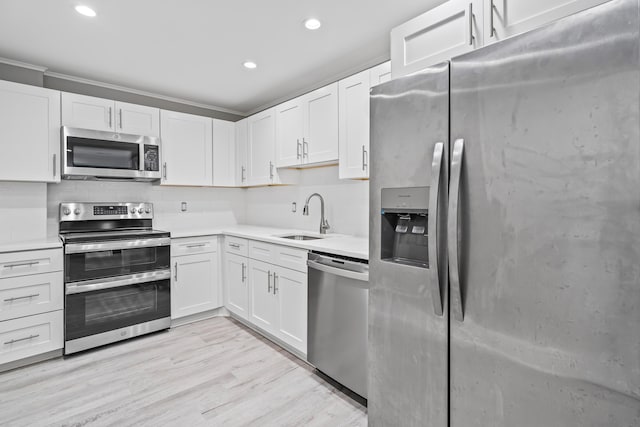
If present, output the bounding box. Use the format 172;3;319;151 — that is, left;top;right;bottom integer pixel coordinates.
278;234;324;241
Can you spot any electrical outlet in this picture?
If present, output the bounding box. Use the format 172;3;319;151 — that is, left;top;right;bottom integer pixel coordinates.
181;202;188;212
291;202;297;213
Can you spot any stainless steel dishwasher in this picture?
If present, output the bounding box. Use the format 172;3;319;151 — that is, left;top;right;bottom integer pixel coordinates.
307;251;369;398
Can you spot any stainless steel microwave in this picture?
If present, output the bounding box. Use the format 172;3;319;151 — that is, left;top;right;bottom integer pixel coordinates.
61;126;161;181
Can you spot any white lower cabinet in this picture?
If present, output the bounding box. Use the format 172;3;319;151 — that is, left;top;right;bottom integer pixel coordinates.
224;252;249;319
224;239;308;355
248;259;278;334
171;236;220;320
0;248;64;369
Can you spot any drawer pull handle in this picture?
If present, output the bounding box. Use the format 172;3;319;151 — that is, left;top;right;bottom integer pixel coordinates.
4;293;40;302
229;243;241;249
4;334;39;345
186;243;207;248
3;261;38;269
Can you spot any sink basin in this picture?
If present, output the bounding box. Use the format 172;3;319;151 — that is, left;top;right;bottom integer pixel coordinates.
279;234;324;241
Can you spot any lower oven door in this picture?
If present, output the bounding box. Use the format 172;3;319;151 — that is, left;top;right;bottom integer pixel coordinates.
65;270;171;354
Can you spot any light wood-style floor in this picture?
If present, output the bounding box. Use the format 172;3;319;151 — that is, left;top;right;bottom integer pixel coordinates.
0;317;367;427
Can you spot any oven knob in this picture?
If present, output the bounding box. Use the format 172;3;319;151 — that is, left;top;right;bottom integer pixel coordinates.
145;207;151;214
63;208;71;216
130;208;136;214
138;208;144;214
74;208;81;215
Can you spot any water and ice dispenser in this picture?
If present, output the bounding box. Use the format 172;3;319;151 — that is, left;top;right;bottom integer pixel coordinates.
380;187;429;268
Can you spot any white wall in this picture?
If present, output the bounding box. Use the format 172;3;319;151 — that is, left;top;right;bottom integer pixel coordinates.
245;166;369;237
0;182;47;244
47;181;246;236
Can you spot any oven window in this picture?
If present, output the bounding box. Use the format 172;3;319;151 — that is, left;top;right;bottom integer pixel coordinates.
65;245;170;282
65;280;170;341
67;137;139;170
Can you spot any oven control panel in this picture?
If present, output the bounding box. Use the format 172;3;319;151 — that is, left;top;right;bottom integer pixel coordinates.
60;202;153;221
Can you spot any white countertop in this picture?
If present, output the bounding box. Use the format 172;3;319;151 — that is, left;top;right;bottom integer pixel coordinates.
169;225;368;260
0;237;62;254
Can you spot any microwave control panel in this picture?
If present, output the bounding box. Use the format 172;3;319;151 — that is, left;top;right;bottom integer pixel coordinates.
143;145;160;171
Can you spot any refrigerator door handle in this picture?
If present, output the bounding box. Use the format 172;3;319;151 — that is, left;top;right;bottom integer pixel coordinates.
429;142;444;316
449;139;465;321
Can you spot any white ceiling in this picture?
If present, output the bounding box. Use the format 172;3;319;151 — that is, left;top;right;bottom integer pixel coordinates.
0;0;443;115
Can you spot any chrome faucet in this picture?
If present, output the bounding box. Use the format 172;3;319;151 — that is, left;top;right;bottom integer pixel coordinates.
303;193;330;234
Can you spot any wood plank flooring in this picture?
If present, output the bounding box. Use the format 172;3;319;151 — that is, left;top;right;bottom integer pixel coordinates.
0;317;367;427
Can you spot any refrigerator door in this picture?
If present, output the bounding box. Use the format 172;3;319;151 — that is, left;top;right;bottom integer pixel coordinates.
369;63;449;426
449;0;640;426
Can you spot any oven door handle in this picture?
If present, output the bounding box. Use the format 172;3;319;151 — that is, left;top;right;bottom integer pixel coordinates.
65;270;171;295
65;237;171;254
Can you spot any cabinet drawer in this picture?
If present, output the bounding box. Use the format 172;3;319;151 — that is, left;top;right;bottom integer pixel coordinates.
0;249;63;279
248;240;277;264
0;310;63;366
225;236;248;256
171;236;218;257
275;246;308;273
0;272;63;321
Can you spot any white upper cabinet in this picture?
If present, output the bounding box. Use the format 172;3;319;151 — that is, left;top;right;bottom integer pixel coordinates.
62;93;159;136
235;118;248;186
391;0;483;78
62;93;114;132
303;83;339;165
485;0;610;43
275;99;304;168
0;80;60;183
114;101;160;137
212;118;236;187
247;108;279;186
275;83;338;168
338;70;370;180
160;110;213;186
370;61;392;87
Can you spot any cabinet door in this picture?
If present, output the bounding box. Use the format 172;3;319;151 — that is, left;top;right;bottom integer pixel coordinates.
248;259;277;334
247;108;277;185
370;61;392;87
485;0;609;43
171;252;219;319
212;119;236;186
115;101;160;137
0;81;61;183
275;98;304;167
160;110;213;186
274;267;307;353
391;0;483;79
225;253;248;319
235;118;248;186
61;92;114;132
303;83;338;164
339;70;370;180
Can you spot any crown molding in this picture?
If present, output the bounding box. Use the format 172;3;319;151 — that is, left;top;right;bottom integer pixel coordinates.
0;56;48;72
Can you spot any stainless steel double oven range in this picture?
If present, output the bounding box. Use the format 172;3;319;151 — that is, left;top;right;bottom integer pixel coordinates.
59;202;171;355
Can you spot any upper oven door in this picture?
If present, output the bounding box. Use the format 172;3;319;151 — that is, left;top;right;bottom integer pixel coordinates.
62;126;161;180
64;237;171;283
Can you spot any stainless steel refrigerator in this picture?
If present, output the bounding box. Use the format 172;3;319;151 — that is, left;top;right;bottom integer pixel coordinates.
369;0;640;425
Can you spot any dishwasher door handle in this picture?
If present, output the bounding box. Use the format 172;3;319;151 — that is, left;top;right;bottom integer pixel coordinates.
307;260;369;282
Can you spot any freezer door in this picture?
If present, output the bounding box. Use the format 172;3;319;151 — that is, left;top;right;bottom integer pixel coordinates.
369;63;449;426
449;0;640;426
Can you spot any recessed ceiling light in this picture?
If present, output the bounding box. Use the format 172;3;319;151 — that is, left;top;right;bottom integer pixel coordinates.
243;61;257;69
304;18;322;30
75;5;96;17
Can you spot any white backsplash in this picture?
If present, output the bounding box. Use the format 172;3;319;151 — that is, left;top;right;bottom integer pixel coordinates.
46;181;247;236
0;182;47;244
245;166;369;238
